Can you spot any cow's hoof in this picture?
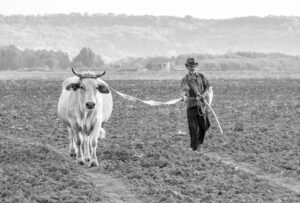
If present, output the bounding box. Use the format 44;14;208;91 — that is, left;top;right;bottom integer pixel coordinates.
69;152;77;158
84;157;91;162
89;160;98;167
76;159;85;165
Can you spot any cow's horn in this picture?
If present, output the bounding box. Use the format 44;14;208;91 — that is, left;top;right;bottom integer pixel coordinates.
96;71;106;78
72;68;83;78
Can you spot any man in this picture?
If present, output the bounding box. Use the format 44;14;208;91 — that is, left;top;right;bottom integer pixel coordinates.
181;58;211;152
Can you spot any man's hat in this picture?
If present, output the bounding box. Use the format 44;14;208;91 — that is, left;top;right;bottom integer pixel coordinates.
185;58;198;67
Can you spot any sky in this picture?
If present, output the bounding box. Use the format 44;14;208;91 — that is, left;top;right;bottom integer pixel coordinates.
0;0;299;19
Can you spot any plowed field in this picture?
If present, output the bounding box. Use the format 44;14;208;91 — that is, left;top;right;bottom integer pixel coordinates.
0;79;299;202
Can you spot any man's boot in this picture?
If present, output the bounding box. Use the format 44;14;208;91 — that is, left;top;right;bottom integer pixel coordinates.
197;144;203;152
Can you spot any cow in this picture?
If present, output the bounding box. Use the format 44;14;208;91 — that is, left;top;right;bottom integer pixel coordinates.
58;68;113;167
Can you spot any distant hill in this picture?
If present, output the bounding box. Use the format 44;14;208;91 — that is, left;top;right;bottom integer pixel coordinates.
0;14;300;61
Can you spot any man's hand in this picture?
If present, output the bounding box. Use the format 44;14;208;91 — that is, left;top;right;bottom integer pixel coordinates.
196;94;205;102
181;95;188;102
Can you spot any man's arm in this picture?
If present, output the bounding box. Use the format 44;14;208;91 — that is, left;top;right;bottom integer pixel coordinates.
199;74;211;96
200;74;213;105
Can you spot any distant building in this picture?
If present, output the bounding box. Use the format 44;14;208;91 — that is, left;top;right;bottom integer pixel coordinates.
161;62;171;71
147;61;174;71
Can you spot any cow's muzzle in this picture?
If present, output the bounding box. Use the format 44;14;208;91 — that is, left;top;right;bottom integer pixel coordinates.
86;102;96;109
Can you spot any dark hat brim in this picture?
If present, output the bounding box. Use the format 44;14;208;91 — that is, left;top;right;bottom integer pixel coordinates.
185;63;198;67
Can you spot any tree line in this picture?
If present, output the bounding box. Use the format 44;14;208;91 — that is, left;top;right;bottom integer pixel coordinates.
115;52;300;71
0;45;299;71
0;45;104;71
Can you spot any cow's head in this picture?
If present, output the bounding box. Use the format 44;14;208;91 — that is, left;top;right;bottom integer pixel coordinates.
66;68;110;110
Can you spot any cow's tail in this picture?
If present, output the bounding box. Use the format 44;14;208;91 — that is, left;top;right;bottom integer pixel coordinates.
99;128;106;139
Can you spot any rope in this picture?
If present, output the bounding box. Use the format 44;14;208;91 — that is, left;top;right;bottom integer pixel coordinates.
203;100;224;134
108;86;182;106
108;86;223;134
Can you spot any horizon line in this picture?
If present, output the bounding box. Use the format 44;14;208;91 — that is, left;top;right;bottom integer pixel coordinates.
0;12;299;20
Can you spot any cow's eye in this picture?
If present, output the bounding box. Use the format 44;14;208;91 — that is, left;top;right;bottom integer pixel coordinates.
80;86;84;89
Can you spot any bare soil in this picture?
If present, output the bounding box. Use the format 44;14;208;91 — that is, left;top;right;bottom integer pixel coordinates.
0;79;299;202
205;152;300;194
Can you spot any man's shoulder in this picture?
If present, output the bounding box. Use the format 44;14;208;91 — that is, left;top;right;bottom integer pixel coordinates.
181;74;189;81
195;72;204;77
182;73;204;80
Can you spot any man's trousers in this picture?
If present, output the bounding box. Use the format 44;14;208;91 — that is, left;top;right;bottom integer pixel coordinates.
187;106;210;150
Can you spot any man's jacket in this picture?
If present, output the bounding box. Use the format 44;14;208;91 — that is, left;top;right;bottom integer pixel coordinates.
181;72;211;109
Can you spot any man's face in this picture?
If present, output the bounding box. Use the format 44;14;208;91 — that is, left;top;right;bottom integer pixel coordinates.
186;65;196;74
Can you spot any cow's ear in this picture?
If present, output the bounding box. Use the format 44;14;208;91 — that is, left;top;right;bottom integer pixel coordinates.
97;84;110;94
66;83;80;91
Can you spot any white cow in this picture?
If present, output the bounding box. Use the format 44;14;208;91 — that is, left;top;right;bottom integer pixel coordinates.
58;68;113;167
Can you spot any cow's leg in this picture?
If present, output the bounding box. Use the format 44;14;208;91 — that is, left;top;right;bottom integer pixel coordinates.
74;130;85;165
68;127;77;158
83;134;91;162
89;127;104;167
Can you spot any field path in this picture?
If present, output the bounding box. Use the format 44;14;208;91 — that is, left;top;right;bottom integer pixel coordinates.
205;152;300;194
3;132;142;203
48;144;143;203
85;168;142;203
